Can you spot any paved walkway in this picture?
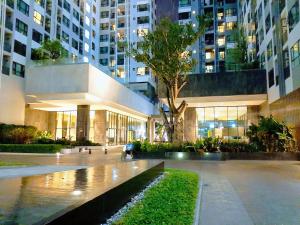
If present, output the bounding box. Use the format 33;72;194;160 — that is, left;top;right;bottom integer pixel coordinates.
165;160;300;225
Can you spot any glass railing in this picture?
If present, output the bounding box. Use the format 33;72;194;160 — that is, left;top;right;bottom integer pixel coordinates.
7;0;14;8
2;65;10;75
4;42;11;52
29;57;112;77
5;20;13;30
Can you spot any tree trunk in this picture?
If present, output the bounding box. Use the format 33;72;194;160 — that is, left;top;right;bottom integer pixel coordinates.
173;115;184;144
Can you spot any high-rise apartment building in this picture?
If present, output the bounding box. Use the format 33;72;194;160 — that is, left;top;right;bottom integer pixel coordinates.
0;0;157;125
98;0;156;86
178;0;238;73
239;0;300;146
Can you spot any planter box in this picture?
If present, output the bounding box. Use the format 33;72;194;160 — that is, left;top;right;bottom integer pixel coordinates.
61;146;104;154
133;152;300;161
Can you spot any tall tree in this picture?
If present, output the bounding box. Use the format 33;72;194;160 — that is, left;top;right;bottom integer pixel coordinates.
129;17;207;143
31;40;68;60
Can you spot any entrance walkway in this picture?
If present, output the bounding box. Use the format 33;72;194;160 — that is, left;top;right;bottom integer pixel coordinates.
165;160;300;225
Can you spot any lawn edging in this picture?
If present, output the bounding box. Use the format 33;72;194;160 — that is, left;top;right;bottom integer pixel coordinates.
0;144;63;153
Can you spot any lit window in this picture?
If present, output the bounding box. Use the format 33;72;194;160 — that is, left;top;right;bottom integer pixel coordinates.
84;43;89;52
85;16;90;26
86;3;91;13
33;10;44;25
217;37;225;46
137;67;149;76
85;30;90;39
137;28;148;37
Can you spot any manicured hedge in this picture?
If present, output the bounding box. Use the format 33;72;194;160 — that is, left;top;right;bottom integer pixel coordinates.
0;144;62;153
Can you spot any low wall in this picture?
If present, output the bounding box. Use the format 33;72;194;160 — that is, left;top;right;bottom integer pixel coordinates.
133;152;300;161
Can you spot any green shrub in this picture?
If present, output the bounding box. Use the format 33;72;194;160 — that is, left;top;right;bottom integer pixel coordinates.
0;124;38;144
114;169;198;225
246;116;296;152
219;141;258;153
0;144;62;153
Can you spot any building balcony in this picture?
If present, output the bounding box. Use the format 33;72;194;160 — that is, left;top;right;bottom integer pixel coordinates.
7;0;14;8
2;65;10;75
3;42;11;52
5;20;13;30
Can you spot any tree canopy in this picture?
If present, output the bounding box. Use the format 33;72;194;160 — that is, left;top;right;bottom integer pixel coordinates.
31;40;68;60
129;17;207;142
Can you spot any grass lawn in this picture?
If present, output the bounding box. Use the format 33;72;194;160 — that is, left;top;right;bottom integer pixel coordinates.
0;161;33;167
114;169;199;225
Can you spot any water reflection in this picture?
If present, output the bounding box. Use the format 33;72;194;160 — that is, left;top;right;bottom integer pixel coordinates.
0;160;159;225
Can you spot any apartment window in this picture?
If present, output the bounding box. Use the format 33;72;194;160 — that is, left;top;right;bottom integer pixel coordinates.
137;16;149;24
62;31;69;43
226;22;236;30
268;68;275;87
33;10;44;25
17;0;29;16
12;62;25;77
179;12;191;20
117;54;124;65
32;29;43;44
14;40;26;56
288;1;299;32
101;0;109;7
137;28;148;37
100;47;108;54
137;4;149;12
179;0;191;7
15;19;28;36
291;40;300;68
217;36;225;46
267;41;273;60
73;10;79;21
72;24;79;34
72;39;78;50
35;0;45;7
265;14;271;33
218;23;225;33
100;58;108;66
137;67;149;76
63;0;71;12
225;8;236;17
100;34;109;42
62;15;70;27
100;23;109;30
101;11;109;18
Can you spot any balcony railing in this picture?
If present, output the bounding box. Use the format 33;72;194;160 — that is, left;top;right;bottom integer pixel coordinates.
7;0;14;8
2;65;10;75
4;42;11;52
5;20;13;30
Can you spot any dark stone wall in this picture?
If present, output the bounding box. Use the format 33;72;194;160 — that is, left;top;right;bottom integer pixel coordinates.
158;70;267;98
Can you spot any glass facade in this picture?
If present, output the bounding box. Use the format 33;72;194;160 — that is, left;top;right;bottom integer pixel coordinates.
55;111;77;140
197;106;247;140
55;110;146;145
106;111;146;145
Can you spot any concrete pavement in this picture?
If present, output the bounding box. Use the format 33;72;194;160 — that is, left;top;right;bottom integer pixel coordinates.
165;160;300;225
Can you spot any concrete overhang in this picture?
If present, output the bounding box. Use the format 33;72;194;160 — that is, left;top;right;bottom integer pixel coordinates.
160;94;268;108
25;63;155;120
